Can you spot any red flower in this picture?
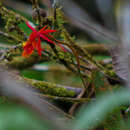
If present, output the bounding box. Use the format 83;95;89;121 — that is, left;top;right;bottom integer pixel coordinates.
22;22;65;57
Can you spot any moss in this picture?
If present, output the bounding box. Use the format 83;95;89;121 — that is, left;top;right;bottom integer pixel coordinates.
25;78;76;97
0;3;27;41
58;51;73;63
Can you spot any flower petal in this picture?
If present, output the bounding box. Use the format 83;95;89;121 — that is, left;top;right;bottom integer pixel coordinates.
22;50;33;57
42;34;67;52
32;40;37;48
40;34;56;45
36;38;42;56
22;47;34;57
41;30;57;34
22;42;34;57
29;32;37;42
40;34;67;52
26;21;37;33
39;25;48;33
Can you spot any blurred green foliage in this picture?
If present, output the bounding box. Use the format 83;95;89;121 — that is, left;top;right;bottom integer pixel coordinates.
0;103;51;130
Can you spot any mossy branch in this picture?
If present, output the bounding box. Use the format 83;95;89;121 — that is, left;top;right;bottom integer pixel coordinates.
7;53;48;69
0;30;23;43
25;78;82;97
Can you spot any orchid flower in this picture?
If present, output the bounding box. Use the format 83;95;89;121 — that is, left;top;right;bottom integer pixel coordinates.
22;22;65;57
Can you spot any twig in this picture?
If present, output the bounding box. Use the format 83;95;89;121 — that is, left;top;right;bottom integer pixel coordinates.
68;82;90;115
37;93;92;103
